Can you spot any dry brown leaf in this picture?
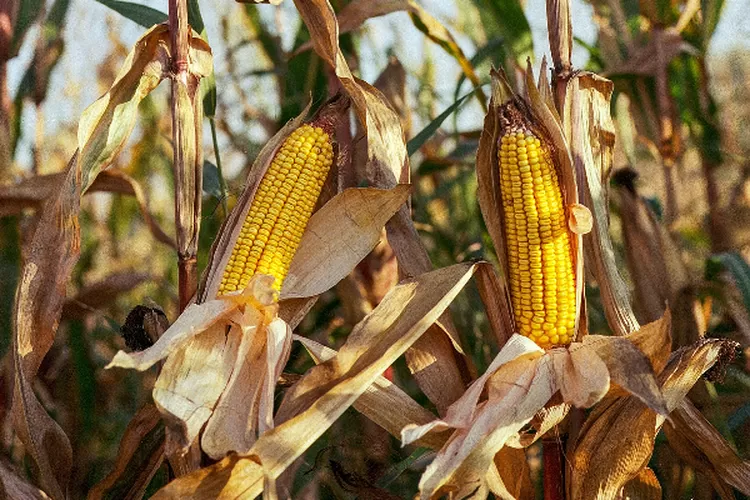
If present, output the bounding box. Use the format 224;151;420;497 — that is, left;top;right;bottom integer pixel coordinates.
295;335;447;450
0;170;176;248
280;186;410;299
569;338;734;500
87;405;165;500
0;459;50;499
152;263;479;499
11;25;177;499
61;271;150;320
664;400;750;497
564;71;640;336
620;467;662;500
374;56;411;139
294;0;485;109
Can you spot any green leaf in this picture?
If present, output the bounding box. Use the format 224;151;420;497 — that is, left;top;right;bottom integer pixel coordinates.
706;252;750;315
10;0;44;55
94;0;168;28
471;0;533;65
408;86;482;157
187;0;205;34
201;160;222;199
376;447;430;488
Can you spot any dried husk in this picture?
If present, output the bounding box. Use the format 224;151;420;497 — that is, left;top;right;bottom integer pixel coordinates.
568;338;736;500
402;312;670;498
151;263;479;499
561;71;641;336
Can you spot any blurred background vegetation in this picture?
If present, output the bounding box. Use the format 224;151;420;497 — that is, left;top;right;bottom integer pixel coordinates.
1;0;749;497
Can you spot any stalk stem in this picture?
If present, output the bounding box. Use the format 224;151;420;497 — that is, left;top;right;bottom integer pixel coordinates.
543;438;565;500
168;0;202;475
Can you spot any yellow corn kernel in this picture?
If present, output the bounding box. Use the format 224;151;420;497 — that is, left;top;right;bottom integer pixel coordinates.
498;125;575;349
218;124;334;294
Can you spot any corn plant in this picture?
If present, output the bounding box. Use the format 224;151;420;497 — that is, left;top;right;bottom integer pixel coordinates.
0;0;748;499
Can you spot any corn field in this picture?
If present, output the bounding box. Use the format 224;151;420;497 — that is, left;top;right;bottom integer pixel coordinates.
1;0;749;498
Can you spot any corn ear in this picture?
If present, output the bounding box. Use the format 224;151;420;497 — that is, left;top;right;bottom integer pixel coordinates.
497;103;576;348
218;124;334;294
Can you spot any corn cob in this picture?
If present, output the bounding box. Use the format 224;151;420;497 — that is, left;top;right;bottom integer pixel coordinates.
497;107;575;348
218;124;334;294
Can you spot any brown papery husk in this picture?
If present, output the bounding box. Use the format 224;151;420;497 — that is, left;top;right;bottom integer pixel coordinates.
561;71;641;336
198;94;350;302
567;338;735;500
477;64;588;346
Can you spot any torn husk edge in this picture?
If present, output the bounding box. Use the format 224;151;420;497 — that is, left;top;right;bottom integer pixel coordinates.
476;64;590;346
198;94;350;302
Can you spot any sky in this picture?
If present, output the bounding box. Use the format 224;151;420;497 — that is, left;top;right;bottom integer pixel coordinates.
6;0;750;173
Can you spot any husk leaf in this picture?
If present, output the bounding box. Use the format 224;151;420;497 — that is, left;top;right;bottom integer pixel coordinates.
151;263;479;498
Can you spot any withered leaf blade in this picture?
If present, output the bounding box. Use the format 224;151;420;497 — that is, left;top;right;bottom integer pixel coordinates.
87;405;165;500
664;400;750;496
565;71;640;336
0;170;176;248
295;335;447;450
294;0;485;109
0;459;50;500
77;24;172;192
293;0;469;414
280;186;410;299
569;338;734;500
152;263;478;499
12;24;174;500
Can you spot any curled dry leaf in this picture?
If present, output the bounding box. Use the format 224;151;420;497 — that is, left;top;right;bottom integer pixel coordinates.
663;400;750;497
151;263;478;499
568;337;735;500
294;0;485;109
293;0;470;414
87;405;165;500
11;24;177;500
295;335;448;450
562;70;640;336
0;459;50;500
61;271;150;320
402;312;671;498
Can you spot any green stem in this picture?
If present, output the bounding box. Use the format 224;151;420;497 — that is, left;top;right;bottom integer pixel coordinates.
209;117;228;218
